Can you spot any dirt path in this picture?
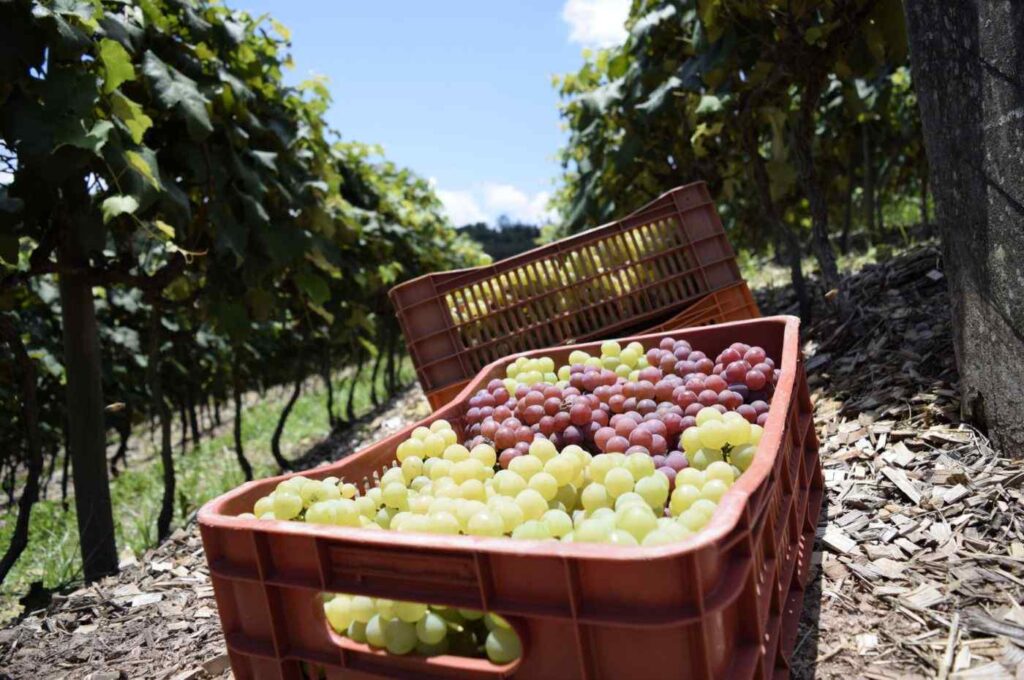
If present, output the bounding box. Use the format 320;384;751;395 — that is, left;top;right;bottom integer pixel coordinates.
2;245;1021;679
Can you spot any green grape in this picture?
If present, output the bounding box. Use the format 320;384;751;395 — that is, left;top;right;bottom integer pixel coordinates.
365;614;387;648
691;448;724;470
698;421;729;449
512;519;553;540
253;495;273;516
722;417;751;447
601;340;621;357
491;500;525;533
625;452;655;480
459;478;486;502
587;455;616;484
678;508;708;531
606;529;639;546
443;444;470;462
382;482;409;510
750;424;764;445
470;443;497;468
381;467;406;487
700;479;729;503
544;456;575;487
641;528;679;546
691;498;719;520
416;611;448;644
485;613;512;631
635;474;669;511
272;491;303;520
347;620;368;643
394;600;428;623
324;596;352;632
458;608;484;621
604;467;634;498
305;501;333;525
528;472;558;501
696;406;723;426
515;489;548;521
705;461;736;485
669;484;701;516
510;455;543;480
580;483;610;512
384;619;418;655
575;518;612;543
617;505;658;542
401;456;423;483
615;364;632;378
681;428;703;455
731;444;756;471
494;470;527;497
613;492;647;512
467;509;505;537
542;509;573;537
376;598;396;619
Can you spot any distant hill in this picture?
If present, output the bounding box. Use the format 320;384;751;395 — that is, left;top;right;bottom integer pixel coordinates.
457;219;541;261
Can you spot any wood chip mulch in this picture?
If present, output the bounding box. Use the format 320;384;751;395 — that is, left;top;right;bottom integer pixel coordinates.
1;244;1021;679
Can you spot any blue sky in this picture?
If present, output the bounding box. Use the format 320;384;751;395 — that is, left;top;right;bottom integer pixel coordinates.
237;0;630;226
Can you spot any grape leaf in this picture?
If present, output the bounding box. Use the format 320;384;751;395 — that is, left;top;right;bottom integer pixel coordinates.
56;119;113;154
110;92;153;144
98;38;136;94
101;195;139;223
125;149;159;189
141;51;213;141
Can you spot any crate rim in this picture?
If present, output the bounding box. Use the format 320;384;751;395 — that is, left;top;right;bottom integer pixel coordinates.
198;315;799;564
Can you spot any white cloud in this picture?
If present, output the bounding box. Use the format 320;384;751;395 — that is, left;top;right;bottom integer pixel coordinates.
562;0;630;48
437;189;487;226
437;183;555;227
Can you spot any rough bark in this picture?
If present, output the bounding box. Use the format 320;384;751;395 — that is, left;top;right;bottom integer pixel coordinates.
147;307;175;542
57;207;118;580
109;405;131;477
905;0;1024;452
346;354;365;422
369;349;385;408
231;367;253;481
840;170;854;255
0;317;44;584
791;74;844;312
186;386;200;446
321;353;336;429
270;371;301;471
178;399;188;454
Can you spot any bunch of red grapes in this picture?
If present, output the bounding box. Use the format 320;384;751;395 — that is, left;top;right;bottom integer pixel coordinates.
463;337;779;481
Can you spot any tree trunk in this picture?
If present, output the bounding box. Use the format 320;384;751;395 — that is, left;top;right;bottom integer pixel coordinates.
187;387;200;446
0;317;44;584
213;397;221;427
322;353;336;429
792;76;842;301
862;123;876;238
109;405;131;477
920;161;930;236
146;307;176;542
840;170;854;254
232;365;253;481
346;354;365;422
43;444;59;501
60;435;70;511
905;0;1024;453
384;332;398;395
369;349;385;408
57;219;118;581
178;399;188;454
746;130;811;320
270;371;301;471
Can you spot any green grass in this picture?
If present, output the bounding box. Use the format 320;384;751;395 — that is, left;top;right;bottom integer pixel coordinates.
0;358;417;623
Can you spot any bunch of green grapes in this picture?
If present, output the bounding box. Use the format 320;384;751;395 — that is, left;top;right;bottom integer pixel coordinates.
323;595;520;663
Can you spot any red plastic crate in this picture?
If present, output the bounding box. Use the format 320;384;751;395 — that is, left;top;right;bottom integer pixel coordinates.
421;281;760;411
198;316;822;680
390;181;743;404
644;281;760;334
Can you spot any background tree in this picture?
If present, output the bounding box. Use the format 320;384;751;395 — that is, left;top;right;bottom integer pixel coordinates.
903;1;1024;452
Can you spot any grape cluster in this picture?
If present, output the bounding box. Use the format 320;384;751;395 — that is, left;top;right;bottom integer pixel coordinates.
323;595;519;663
